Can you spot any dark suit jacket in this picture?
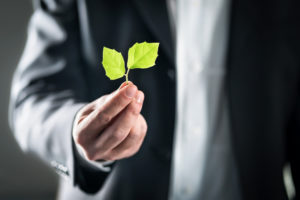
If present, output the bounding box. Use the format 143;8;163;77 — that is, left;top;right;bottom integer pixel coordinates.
9;0;300;199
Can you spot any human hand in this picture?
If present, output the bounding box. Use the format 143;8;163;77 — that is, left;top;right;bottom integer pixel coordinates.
73;82;147;161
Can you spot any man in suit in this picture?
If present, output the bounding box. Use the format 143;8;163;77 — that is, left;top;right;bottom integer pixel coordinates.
9;0;299;200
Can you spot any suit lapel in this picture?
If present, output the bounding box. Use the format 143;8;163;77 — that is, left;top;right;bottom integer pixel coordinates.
132;0;175;65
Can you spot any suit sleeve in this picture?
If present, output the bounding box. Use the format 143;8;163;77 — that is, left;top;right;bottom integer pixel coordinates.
9;0;109;194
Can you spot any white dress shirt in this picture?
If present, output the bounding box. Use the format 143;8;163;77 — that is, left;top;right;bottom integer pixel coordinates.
169;0;242;199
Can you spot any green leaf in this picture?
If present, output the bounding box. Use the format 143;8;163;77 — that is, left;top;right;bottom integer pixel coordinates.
102;47;125;80
127;42;159;69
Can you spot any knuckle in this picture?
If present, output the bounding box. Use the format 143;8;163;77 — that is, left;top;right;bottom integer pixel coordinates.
129;130;141;141
95;95;108;107
143;123;148;134
85;151;97;161
122;151;132;159
112;129;127;141
113;92;130;106
102;154;115;161
120;93;130;103
109;97;119;108
140;130;146;139
96;146;106;155
126;148;139;158
134;142;143;153
127;104;140;116
140;116;148;134
97;112;112;124
75;134;85;146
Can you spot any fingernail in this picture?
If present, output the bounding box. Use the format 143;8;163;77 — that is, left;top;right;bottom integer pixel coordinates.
118;82;130;90
135;92;143;103
125;86;136;98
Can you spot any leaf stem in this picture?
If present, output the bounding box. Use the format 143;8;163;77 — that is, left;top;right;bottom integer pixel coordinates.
125;68;130;84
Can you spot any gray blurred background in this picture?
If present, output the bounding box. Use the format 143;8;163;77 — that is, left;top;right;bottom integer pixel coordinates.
0;1;58;199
